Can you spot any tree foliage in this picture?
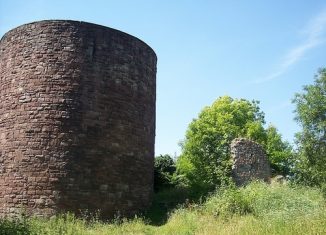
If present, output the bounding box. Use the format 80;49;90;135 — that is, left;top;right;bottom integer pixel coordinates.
265;125;293;176
154;154;176;192
177;96;267;190
177;96;292;191
292;68;326;186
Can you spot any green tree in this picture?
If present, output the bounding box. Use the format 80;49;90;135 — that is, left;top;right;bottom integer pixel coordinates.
265;124;293;176
154;154;176;191
292;68;326;186
177;96;267;191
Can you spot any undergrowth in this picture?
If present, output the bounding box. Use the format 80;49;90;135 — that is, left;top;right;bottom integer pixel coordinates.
1;182;325;235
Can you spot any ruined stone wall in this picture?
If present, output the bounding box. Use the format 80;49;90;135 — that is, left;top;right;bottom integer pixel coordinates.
231;138;271;186
0;20;156;218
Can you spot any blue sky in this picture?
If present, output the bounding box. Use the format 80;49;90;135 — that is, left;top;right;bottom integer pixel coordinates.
1;1;326;156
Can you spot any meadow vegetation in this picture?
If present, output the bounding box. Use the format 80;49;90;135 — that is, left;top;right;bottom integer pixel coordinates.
1;182;325;235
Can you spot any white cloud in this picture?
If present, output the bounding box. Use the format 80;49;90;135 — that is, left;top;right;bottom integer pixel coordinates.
254;7;326;84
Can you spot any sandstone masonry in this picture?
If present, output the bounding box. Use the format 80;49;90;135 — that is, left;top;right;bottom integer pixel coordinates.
231;138;271;186
0;20;156;218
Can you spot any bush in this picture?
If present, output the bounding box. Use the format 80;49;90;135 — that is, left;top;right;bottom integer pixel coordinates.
204;183;252;218
154;154;176;192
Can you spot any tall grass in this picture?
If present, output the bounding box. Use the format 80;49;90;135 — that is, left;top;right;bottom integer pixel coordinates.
204;181;325;220
1;182;325;235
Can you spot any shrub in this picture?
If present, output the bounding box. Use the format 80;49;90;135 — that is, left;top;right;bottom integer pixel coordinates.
154;154;176;192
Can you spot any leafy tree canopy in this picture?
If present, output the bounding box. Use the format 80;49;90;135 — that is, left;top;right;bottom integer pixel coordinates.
265;125;293;176
177;96;292;191
292;68;326;186
177;96;266;190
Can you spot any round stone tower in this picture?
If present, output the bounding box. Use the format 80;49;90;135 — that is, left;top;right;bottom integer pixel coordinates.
0;20;156;218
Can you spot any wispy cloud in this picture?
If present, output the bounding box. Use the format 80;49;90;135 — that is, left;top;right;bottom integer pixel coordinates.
254;7;326;84
267;100;292;112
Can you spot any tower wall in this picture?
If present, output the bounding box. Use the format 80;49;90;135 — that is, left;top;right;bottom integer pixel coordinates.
0;20;156;218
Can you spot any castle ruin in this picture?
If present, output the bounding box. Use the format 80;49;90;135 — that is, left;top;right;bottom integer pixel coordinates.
231;138;271;186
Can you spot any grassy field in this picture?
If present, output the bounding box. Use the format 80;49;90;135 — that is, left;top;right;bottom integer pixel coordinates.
1;182;326;235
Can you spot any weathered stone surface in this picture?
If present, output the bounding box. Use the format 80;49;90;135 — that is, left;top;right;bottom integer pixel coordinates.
231;138;271;186
0;20;156;219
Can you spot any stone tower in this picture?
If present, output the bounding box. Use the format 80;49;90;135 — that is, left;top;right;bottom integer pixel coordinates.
0;20;156;218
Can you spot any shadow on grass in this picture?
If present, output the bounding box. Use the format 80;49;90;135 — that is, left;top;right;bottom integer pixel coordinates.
0;187;207;233
144;187;206;226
